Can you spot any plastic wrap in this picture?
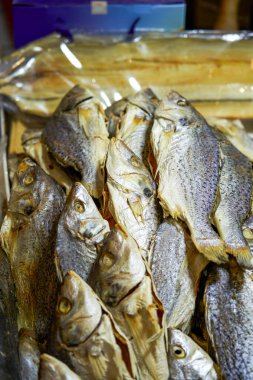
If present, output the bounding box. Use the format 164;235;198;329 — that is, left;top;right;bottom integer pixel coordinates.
0;107;10;223
0;31;253;119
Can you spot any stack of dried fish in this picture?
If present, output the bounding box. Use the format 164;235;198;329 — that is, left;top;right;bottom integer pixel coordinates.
0;85;253;380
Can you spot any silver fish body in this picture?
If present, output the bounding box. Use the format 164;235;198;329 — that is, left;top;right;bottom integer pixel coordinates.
149;218;208;332
1;158;65;341
213;130;252;267
167;329;218;380
43;85;109;198
116;88;159;162
55;182;109;282
106;138;161;256
204;262;253;379
151;91;226;264
39;354;82;380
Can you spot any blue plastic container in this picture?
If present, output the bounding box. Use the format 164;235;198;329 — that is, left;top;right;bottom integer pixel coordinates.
13;0;186;48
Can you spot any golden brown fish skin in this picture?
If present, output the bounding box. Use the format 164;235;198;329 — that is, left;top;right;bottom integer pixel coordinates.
167;329;218;380
204;261;253;380
55;182;110;283
42;85;109;198
0;157;65;341
39;354;82;380
0;247;20;380
91;226;169;380
213;130;252;268
19;329;40;380
149;218;208;333
51;271;138;380
105;96;129;137
116;88;159;163
151;91;227;264
106;138;161;257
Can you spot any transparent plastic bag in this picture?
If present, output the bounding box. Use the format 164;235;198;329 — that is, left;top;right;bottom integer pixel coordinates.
0;31;253;119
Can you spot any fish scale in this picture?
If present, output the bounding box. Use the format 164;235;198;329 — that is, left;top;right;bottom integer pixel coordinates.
149;218;208;333
205;262;253;380
213;130;252;267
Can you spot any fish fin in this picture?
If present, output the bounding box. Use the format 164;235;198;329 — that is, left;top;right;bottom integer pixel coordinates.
215;212;252;268
192;235;228;264
127;198;144;223
229;246;253;269
146;330;163;344
88;353;108;379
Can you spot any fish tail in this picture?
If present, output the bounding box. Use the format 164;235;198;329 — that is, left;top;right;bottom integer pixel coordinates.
215;214;253;267
192;235;228;264
229;245;253;269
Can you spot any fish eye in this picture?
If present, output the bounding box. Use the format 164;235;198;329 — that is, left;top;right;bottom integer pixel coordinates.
24;174;34;186
172;345;186;359
24;205;34;216
74;200;85;213
57;297;72;315
130;156;141;167
177;99;188;107
99;252;115;268
143;187;152;198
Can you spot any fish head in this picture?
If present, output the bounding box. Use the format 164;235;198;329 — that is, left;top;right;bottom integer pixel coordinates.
155;91;204;131
167;329;217;380
7;158;43;216
56;271;102;347
63;182;109;244
107;139;156;197
91;226;146;306
151;91;204;162
130;88;159;115
54;85;94;115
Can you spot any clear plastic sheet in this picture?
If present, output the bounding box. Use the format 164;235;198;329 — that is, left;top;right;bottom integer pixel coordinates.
0;107;10;223
0;31;253;119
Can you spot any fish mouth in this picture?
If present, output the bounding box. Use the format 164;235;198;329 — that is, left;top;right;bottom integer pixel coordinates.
102;276;143;307
81;222;107;242
60;315;102;348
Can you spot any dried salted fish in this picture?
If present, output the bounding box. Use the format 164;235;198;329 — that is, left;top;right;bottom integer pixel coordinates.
151;91;227;264
1;158;65;341
149;218;208;332
106;138;161;257
51;271;138;380
91;226;169;380
42;85;109;198
55;182;109;282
